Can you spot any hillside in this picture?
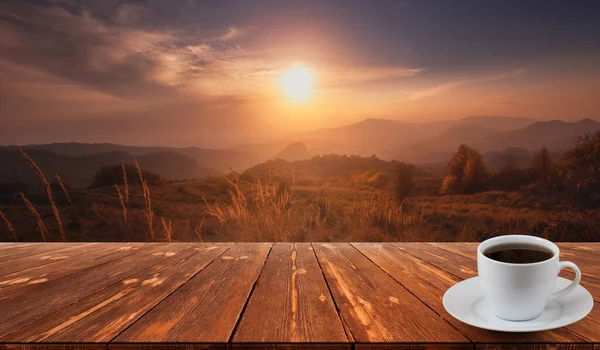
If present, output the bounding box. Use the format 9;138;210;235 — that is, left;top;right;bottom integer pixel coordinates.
0;150;219;189
271;142;311;161
0;143;259;174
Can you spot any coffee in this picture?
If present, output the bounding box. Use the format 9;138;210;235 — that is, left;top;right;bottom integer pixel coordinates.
484;243;554;264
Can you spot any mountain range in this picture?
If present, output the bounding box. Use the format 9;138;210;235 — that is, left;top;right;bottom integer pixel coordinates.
1;116;598;188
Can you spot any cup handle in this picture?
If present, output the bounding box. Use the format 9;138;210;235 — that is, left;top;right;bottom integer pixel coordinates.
551;261;581;299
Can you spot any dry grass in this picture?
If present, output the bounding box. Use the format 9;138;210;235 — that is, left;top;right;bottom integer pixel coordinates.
202;172;429;241
54;174;83;231
122;162;129;201
20;192;49;242
115;184;127;222
135;158;154;239
161;217;174;242
204;172;301;240
21;150;66;241
0;209;17;242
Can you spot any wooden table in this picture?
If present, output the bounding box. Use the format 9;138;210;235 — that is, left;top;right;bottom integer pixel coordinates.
0;242;597;349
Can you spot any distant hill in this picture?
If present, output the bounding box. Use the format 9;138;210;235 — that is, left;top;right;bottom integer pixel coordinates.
0;150;220;189
271;142;311;162
457;116;538;131
0;143;260;173
389;118;600;163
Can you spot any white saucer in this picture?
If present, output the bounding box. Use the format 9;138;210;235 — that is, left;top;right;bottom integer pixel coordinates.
443;276;594;332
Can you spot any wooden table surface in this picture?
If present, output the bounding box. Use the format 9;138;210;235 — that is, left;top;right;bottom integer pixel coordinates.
0;242;597;349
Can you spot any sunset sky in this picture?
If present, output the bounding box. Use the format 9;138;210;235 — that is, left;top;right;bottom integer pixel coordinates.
1;0;599;147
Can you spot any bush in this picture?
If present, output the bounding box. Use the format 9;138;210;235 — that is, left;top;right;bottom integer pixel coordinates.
558;132;600;208
441;145;487;194
91;164;162;188
394;162;415;202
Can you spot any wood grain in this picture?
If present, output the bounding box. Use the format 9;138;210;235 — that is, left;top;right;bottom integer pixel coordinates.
393;242;476;279
0;243;85;263
559;243;600;257
427;242;476;259
0;243;191;338
233;243;348;343
312;243;468;343
0;243;108;276
355;243;584;343
0;242;597;346
109;345;226;350
115;243;272;343
477;345;594;350
355;345;472;350
0;243;145;299
0;345;106;350
232;345;350;350
2;243;233;342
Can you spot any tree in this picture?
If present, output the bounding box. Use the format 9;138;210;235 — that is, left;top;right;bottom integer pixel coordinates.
559;132;600;208
394;162;415;202
440;145;487;194
533;147;552;178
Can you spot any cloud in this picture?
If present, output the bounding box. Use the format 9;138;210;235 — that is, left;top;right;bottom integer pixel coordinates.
406;68;527;101
0;3;179;99
322;66;422;87
219;27;246;41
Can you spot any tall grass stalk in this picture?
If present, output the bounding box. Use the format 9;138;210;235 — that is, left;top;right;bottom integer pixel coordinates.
122;162;129;201
115;184;127;222
21;150;66;241
161;217;173;242
20;192;48;242
134;158;154;239
0;209;17;242
54;174;83;233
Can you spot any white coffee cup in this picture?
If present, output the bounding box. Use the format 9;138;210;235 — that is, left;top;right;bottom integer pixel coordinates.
477;235;581;321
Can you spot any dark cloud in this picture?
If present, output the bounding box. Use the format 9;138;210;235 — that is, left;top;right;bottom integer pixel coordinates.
0;2;178;99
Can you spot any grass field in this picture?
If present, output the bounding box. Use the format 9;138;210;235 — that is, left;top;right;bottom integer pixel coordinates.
1;167;593;243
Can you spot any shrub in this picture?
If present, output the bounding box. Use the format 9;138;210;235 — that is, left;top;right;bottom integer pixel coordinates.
558;131;600;208
394;162;415;202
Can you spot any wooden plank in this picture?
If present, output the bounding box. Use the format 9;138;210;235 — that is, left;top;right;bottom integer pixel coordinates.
231;345;350;350
0;243;146;300
0;242;33;249
0;345;106;350
0;243;193;338
0;243;108;276
312;243;468;343
405;243;599;343
394;242;476;280
0;243;86;263
477;345;594;350
354;243;584;343
559;243;600;257
109;345;226;350
233;243;348;343
3;243;233;342
558;244;600;280
114;243;272;343
355;345;471;350
428;242;475;259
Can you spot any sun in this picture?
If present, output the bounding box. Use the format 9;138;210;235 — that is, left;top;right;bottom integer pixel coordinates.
280;63;314;101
